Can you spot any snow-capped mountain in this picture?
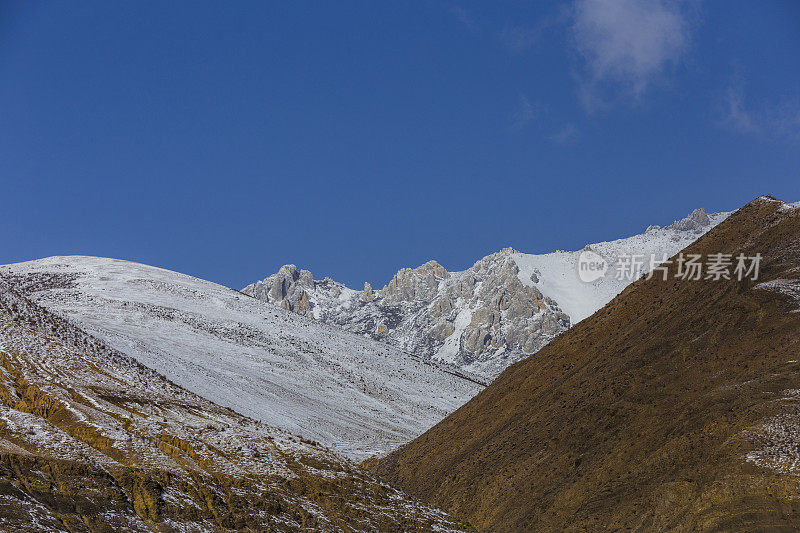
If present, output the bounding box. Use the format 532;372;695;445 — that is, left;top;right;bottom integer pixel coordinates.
0;257;482;461
243;208;730;378
0;278;466;531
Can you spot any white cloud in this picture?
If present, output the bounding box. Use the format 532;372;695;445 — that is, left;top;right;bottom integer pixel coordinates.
723;84;800;144
572;0;693;109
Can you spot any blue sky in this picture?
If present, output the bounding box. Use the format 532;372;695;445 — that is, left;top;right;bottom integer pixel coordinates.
1;1;798;289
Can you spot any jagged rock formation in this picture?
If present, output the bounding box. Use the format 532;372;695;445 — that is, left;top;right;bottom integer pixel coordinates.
244;254;569;378
367;197;800;531
0;280;466;531
243;208;729;378
667;207;711;231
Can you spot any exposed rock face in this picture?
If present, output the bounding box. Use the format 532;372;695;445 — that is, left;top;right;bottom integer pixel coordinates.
667;207;711;232
243;208;730;379
246;264;318;316
383;261;449;303
243;250;569;378
361;281;375;303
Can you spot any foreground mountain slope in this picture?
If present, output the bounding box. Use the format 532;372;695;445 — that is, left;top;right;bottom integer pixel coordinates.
0;280;465;531
368;197;800;531
0;257;482;461
244;208;728;377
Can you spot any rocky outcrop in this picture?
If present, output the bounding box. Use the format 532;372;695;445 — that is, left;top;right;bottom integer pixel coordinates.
243;250;570;378
361;282;375;303
382;261;448;303
667;207;711;232
244;264;321;317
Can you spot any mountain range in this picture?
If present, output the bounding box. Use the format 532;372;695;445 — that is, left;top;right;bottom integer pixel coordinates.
243;207;729;378
1;198;797;531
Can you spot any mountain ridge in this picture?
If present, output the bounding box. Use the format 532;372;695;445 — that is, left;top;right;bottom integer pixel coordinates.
243;207;729;378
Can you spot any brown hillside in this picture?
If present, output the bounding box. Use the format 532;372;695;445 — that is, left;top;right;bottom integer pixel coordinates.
368;197;800;532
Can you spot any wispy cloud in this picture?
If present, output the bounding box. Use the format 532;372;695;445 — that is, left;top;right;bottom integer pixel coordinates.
571;0;693;110
451;5;474;29
508;96;579;143
510;95;541;130
724;85;759;135
499;25;542;54
551;123;579;144
499;14;562;54
773;101;800;143
723;84;800;144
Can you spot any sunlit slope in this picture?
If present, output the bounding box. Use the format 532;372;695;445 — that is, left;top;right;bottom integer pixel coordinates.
369;197;800;531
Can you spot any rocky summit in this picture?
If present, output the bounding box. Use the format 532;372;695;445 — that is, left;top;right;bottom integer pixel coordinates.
243;207;729;378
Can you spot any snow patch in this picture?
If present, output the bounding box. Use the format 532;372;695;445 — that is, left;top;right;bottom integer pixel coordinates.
746;406;800;475
756;279;800;312
435;303;473;365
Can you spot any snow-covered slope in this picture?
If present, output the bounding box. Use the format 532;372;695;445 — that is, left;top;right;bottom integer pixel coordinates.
512;209;730;323
244;208;731;378
0;278;465;531
0;257;482;461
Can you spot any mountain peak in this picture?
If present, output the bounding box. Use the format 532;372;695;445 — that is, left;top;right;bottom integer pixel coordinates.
667;207;711;232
